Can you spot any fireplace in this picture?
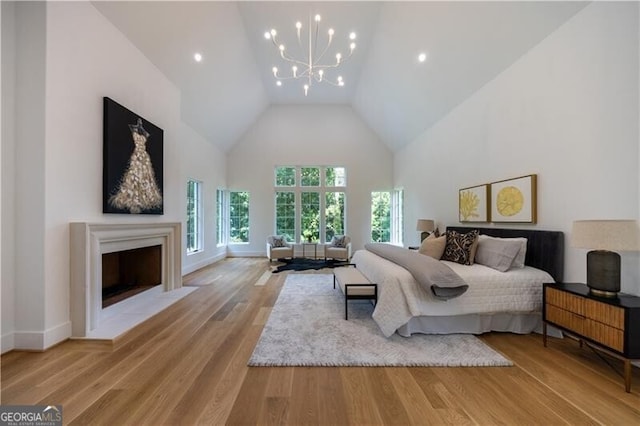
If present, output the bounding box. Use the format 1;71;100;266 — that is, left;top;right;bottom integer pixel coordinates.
70;222;182;337
102;245;162;308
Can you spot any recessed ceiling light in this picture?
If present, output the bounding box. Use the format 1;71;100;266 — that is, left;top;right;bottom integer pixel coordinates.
418;52;427;63
194;52;203;62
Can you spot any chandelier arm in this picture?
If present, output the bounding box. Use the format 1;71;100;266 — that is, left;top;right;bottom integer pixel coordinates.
311;62;346;71
279;55;313;68
289;71;315;80
274;75;311;81
312;47;354;69
273;66;313;80
313;18;319;65
319;78;342;87
298;68;312;78
271;35;308;66
317;49;355;68
313;40;333;64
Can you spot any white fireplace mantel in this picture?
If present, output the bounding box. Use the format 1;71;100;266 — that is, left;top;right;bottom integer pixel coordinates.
69;222;182;337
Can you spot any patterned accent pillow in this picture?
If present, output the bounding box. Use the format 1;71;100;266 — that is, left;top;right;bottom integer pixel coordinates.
441;230;479;265
272;236;286;247
331;235;346;248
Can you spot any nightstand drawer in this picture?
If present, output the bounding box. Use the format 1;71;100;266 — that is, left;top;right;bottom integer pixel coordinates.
585;299;624;329
584;319;624;352
546;287;585;316
546;305;585;335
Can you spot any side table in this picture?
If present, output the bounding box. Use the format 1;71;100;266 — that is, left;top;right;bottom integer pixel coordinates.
543;282;640;392
302;243;318;259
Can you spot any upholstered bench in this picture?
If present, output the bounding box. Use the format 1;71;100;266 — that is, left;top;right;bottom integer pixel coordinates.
333;264;377;320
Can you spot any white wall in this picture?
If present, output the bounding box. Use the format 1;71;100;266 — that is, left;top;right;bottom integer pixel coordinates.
396;2;640;294
11;1;48;350
1;1;13;353
227;104;393;256
1;2;227;352
0;0;4;353
179;123;227;274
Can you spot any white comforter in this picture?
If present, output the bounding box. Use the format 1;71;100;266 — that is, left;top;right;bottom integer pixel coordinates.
351;249;554;337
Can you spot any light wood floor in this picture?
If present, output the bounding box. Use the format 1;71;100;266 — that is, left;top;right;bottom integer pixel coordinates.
2;258;639;425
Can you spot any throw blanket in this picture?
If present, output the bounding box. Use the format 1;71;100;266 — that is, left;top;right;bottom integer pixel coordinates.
364;243;468;300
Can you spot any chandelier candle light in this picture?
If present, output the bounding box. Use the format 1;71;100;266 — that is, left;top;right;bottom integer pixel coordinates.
265;14;356;96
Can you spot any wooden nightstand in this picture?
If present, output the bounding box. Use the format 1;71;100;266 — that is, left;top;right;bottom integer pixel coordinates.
543;283;640;392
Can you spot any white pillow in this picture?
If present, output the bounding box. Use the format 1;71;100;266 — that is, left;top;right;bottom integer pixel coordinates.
475;237;522;272
419;233;446;259
478;235;527;269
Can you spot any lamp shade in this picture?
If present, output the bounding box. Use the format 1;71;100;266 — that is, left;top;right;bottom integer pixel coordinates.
416;219;435;232
571;220;640;252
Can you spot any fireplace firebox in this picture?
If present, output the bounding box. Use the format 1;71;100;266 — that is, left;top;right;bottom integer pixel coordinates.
102;245;162;308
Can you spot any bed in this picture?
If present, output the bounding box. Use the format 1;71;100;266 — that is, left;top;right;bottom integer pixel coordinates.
352;226;564;337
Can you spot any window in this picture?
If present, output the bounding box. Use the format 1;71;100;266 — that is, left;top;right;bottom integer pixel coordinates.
325;167;346;187
371;192;391;243
274;166;347;243
325;191;345;241
216;189;225;245
275;166;296;187
391;190;404;245
301;167;320;186
229;191;250;243
371;190;404;244
275;191;296;241
187;180;203;253
301;192;320;242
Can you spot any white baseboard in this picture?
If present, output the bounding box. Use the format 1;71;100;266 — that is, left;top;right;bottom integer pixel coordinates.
225;250;265;258
182;253;226;275
44;321;72;349
1;332;15;354
12;321;71;351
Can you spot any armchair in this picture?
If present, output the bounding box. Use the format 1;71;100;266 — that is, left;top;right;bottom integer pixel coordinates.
324;235;352;261
266;235;294;262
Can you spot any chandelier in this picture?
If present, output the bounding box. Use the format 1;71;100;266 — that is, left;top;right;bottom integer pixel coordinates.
265;14;356;96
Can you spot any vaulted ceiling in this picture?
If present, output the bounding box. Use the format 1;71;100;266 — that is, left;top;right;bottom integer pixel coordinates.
93;1;588;152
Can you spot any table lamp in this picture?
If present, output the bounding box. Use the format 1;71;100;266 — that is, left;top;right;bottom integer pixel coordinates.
416;219;435;242
571;220;640;297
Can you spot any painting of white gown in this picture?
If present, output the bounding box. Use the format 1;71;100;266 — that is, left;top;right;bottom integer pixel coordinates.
109;118;163;214
103;97;164;215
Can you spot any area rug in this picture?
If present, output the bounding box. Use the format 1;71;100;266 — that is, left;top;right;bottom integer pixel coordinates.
271;258;349;273
248;274;512;367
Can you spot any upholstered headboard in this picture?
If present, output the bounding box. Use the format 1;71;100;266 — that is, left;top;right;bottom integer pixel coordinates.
447;226;564;282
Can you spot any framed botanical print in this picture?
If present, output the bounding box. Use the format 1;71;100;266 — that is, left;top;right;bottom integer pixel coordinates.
103;97;164;214
459;184;490;222
490;174;537;223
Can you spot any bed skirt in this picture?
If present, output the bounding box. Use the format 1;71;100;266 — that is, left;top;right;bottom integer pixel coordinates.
396;312;543;337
